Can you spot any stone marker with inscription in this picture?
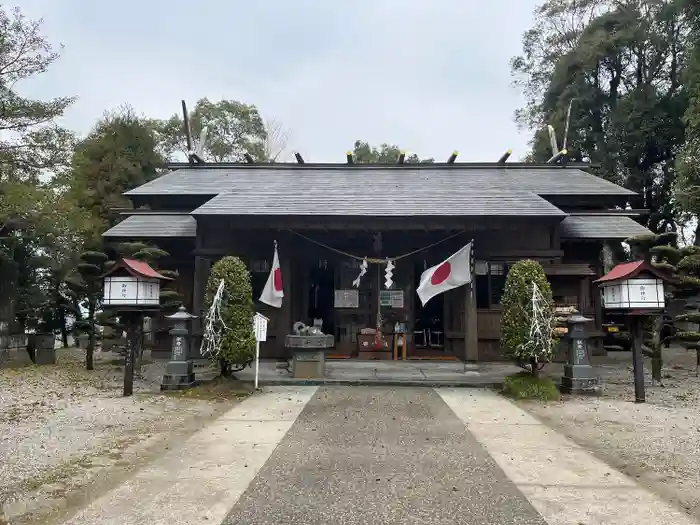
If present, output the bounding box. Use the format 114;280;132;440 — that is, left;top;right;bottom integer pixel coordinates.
560;311;601;395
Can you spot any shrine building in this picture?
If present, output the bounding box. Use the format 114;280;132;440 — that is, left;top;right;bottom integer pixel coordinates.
102;161;651;361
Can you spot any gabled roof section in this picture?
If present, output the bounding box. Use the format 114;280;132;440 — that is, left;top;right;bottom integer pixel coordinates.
559;215;652;240
594;260;668;284
191;188;565;217
124;164;636;199
102;258;172;280
103;214;196;238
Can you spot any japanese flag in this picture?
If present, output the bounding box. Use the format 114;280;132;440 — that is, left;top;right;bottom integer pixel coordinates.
259;243;284;308
417;242;473;306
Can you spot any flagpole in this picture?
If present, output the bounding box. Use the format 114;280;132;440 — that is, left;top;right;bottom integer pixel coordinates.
254;339;260;389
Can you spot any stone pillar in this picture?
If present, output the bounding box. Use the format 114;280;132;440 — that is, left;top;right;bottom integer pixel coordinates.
560;311;600;395
161;306;197;391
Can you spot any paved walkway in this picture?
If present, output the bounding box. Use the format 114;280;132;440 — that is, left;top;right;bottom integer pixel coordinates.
60;387;700;525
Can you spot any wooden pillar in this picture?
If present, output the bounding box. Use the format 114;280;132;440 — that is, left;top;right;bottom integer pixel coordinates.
278;237;293;358
190;226;210;358
190;255;210;358
465;283;478;361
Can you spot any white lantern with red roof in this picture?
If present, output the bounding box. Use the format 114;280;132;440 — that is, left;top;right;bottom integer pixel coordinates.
594;260;666;312
102;258;173;308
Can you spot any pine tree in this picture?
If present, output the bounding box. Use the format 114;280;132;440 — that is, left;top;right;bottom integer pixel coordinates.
65;250;110;370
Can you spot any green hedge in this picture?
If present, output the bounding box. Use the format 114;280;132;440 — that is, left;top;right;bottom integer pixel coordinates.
501;259;556;374
205;256;256;368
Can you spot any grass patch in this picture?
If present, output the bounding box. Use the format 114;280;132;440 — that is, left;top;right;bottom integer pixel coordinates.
164;376;254;401
502;372;561;401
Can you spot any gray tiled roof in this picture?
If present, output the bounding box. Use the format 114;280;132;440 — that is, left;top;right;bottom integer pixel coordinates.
102;214;197;238
125;166;635;198
559;215;651;240
191;188;566;216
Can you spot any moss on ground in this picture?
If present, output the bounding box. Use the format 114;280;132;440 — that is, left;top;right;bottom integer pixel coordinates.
502;372;561;401
163;376;254;401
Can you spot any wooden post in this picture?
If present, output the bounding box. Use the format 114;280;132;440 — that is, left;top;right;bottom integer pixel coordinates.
124;312;141;397
190;255;209;358
465;284;479;361
279;237;293;359
629;316;646;403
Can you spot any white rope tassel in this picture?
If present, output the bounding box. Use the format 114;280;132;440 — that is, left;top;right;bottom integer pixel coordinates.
384;259;395;289
352;258;368;288
200;279;227;357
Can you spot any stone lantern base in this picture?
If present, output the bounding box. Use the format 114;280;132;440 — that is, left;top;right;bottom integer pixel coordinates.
560;367;601;396
160;360;196;390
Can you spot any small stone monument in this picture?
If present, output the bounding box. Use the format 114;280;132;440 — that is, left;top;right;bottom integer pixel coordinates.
560;311;601;395
161;306;197;390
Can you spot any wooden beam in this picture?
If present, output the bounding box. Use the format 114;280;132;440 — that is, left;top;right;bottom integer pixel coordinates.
567;209;649;216
163;161;601;170
497;149;512;163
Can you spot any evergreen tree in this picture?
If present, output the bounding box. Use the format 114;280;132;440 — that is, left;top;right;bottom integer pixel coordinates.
501;259;556;377
65;250;110;370
204;256;255;376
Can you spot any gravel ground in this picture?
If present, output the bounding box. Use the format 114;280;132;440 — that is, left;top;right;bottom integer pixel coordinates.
0;348;237;525
522;346;700;521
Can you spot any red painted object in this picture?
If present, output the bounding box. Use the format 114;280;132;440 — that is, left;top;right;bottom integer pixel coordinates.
101;258;173;281
594;260;667;284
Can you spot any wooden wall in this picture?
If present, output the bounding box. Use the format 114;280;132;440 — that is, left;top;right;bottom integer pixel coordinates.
191;219;560;360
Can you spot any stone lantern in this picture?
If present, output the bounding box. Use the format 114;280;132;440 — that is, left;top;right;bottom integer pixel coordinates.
161;306;198;391
561;311;600;395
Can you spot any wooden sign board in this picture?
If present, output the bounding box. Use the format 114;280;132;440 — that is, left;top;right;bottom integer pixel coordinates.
253;312;269;342
334;289;359;308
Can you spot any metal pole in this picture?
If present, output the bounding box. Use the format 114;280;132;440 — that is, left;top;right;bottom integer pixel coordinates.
254;339;260;390
630;316;646;403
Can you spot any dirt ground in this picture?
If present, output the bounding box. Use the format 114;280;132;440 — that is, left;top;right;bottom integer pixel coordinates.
522;346;700;521
0;347;249;525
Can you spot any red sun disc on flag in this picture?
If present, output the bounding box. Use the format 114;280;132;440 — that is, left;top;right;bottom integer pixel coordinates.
273;268;283;291
431;262;451;285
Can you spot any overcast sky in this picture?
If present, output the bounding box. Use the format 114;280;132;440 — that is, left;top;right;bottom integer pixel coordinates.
18;0;542;162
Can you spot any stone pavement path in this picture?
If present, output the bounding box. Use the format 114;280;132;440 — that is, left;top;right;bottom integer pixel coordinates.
223;387;544;525
58;386;700;525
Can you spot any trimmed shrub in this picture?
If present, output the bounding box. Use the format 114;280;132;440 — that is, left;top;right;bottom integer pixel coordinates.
205;256;256;374
500;259;556;376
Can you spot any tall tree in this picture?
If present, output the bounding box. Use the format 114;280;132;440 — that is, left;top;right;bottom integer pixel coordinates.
262;118;291;162
154;98;268;162
351;140;434;164
65;106;165;230
674;0;700;242
0;6;75;345
512;0;690;233
0;7;75;177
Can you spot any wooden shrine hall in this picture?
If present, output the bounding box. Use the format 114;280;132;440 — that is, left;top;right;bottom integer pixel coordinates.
102;161;652;361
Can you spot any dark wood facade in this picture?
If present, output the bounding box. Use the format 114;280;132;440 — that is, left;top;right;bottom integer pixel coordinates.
104;162;652;361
